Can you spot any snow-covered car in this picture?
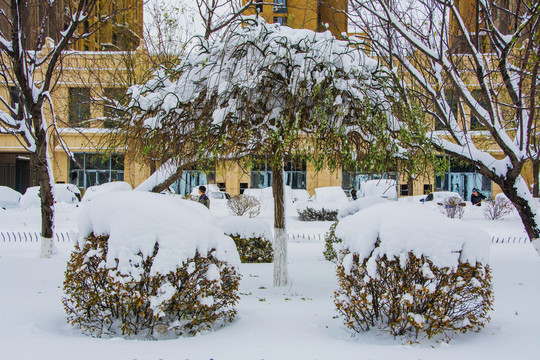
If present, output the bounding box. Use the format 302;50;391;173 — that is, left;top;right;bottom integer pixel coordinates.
313;186;348;203
359;179;398;200
81;181;133;203
20;183;81;208
208;191;231;200
0;186;22;209
421;191;464;205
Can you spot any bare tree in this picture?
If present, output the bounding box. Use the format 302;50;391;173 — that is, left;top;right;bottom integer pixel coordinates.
195;0;255;39
347;0;540;242
0;0;101;257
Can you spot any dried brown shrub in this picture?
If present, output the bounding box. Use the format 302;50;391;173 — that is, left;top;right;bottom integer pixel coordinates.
63;233;241;339
335;250;493;341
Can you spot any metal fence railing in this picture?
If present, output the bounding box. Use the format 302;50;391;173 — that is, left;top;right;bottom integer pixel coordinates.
0;231;530;245
0;231;73;243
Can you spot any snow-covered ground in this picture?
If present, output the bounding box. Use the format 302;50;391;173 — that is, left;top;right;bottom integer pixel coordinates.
0;199;539;359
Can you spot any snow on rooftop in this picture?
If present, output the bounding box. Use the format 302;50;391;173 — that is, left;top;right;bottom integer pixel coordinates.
335;202;490;274
78;191;240;278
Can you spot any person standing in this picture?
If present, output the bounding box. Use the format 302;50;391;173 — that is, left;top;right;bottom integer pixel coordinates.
350;187;358;200
198;186;210;209
471;188;486;206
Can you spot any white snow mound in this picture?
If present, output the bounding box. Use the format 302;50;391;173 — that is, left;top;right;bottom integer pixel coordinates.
78;191;240;278
338;196;388;219
335;202;490;271
81;181;132;203
220;216;273;240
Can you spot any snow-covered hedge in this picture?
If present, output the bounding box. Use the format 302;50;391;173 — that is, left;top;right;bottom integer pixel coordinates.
334;203;493;341
220;217;273;263
81;181;132;203
63;192;241;339
325;198;389;262
337;196;388;219
297;203;339;221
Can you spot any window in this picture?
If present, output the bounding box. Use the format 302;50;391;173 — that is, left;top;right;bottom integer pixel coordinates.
170;165;216;196
69;153;124;189
424;184;433;195
255;0;263;13
217;182;226;192
250;158;306;189
470;89;487;130
284;159;306;189
274;17;287;25
251;161;273;189
400;184;409;196
103;87;125;128
69;88;90;125
273;0;287;13
9;87;19;110
240;183;248;194
437;91;458;130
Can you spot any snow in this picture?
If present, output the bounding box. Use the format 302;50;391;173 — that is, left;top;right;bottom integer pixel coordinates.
19;184;81;208
220;216;273;241
78;191;240;276
338;196;389;219
0;186;21;209
80;181;132;203
360;179;398;199
0;192;539;359
314;186;348;203
335;202;491;271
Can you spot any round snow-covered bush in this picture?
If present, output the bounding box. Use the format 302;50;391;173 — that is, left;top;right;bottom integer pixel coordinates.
334;203;493;341
220;217;273;263
337;196;388;219
483;195;514;220
325;198;389;262
63;192;241;339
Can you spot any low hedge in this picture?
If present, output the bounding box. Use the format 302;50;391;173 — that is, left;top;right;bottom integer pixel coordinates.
227;234;274;263
298;207;338;221
335;249;493;341
63;233;241;339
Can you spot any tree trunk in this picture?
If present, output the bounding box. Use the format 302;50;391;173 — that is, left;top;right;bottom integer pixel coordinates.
533;160;539;198
151;166;184;193
271;158;288;287
35;125;55;258
498;176;540;241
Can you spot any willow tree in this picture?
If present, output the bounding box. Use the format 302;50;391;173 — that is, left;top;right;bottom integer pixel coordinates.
128;17;433;286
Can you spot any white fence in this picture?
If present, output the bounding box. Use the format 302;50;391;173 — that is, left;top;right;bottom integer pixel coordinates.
0;231;73;243
0;231;530;245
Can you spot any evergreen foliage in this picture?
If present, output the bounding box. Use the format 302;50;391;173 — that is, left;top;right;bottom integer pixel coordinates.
297;207;339;222
226;233;274;263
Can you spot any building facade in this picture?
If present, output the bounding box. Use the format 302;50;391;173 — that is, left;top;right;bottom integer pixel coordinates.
1;0;533;202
